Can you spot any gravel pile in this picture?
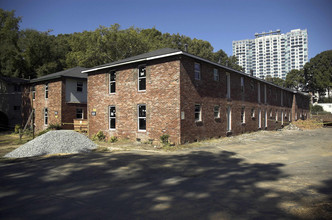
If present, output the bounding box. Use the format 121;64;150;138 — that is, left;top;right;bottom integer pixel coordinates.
283;123;303;131
4;130;97;158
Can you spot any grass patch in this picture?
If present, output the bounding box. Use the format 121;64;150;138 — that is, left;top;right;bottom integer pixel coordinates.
0;132;33;158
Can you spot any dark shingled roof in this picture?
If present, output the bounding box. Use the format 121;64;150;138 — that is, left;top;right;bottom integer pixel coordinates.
83;48;182;73
0;76;28;84
30;67;88;83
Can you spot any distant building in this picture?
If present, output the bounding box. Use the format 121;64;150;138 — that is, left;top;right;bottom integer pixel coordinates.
233;29;308;79
0;76;28;130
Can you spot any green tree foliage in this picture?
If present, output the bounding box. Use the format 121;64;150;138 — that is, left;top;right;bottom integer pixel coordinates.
265;75;285;87
285;69;305;91
0;9;24;77
1;9;241;79
304;50;332;96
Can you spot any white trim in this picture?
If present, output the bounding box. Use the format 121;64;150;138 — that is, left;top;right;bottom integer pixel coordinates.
109;105;116;130
138;104;146;132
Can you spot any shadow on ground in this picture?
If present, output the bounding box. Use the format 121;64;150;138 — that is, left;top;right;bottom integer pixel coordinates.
0;150;304;219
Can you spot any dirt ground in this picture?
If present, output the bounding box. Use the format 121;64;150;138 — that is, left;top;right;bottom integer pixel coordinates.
0;128;331;219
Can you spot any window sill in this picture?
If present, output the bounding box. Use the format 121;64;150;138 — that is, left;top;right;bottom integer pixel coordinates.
195;121;203;126
214;118;221;123
138;130;146;133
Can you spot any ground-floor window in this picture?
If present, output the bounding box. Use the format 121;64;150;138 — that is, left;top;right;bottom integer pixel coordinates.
264;109;268;128
76;108;83;119
138;104;146;131
281;110;284;125
109;106;116;130
275;110;278;122
241;107;245;124
195;104;202;122
44;108;48;125
226;106;231;131
258;108;261;128
214;105;220;118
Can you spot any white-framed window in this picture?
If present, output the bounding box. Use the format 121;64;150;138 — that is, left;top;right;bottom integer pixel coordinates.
226;73;231;99
195;63;201;80
109;71;116;93
32;86;36;100
258;108;261;128
264;84;267;104
257;82;261;103
264;109;268;128
138;65;146;91
276;110;278;122
76;108;83;119
226;106;232;131
214;105;220;118
251;108;255;118
269;109;273;118
138;104;146;131
213;68;219;81
109;106;116;130
241;77;244;93
77;81;83;92
45;83;48;99
281;110;284;125
195;104;202;122
241;107;245;124
44;108;48;125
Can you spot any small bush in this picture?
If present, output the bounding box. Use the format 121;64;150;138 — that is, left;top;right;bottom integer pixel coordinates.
48;123;62;130
93;131;106;141
14;124;21;134
109;136;118;143
311;105;324;114
160;134;170;145
37;129;50;136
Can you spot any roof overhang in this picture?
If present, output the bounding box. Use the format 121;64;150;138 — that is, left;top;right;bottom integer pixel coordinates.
82;51;183;73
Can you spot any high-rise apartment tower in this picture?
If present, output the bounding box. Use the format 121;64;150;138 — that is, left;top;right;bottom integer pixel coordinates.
232;29;308;79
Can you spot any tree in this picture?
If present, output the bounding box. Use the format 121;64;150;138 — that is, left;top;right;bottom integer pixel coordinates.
0;9;24;77
285;69;305;91
304;50;332;97
265;75;285;87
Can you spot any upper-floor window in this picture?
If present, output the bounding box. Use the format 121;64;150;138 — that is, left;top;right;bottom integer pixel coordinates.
241;77;244;93
194;63;201;80
109;106;116;130
213;68;219;81
264;84;267;104
257;82;261;103
45;83;48;99
138;65;146;91
109;71;116;93
226;73;231;99
77;81;83;92
76;108;83;119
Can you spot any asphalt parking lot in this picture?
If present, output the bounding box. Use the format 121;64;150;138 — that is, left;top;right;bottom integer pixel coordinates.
0;128;331;219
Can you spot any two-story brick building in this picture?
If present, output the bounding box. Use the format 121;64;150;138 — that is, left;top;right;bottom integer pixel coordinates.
29;67;88;132
84;48;310;144
0;76;29;130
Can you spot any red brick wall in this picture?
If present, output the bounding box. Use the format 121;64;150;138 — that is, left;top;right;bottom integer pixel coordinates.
88;57;181;143
32;80;63;132
179;56;295;143
31;79;87;132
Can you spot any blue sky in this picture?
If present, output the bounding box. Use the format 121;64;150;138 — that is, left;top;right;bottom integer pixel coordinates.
1;0;332;59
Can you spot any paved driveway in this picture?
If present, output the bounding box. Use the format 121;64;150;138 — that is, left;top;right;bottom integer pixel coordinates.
0;128;331;219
